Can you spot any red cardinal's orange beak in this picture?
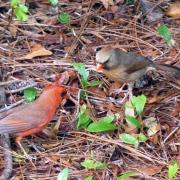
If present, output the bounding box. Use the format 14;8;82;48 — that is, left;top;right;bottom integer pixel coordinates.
96;64;104;72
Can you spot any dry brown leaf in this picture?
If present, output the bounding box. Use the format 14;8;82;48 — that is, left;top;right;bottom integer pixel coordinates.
124;125;138;134
137;165;163;176
176;154;180;162
169;48;179;58
105;103;122;112
80;36;92;44
111;5;118;13
171;102;180;116
144;117;160;137
45;15;58;25
108;82;121;94
90;31;106;40
149;134;158;144
100;0;114;9
125;101;135;118
8;25;18;37
58;70;77;85
21;43;52;60
88;87;106;98
148;123;160;137
148;95;158;104
167;2;180;17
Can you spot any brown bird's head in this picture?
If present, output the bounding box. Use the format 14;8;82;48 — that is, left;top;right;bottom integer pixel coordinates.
95;47;124;72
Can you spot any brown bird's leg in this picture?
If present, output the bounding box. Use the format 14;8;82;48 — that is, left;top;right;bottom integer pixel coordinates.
114;84;129;104
128;82;134;100
15;136;36;168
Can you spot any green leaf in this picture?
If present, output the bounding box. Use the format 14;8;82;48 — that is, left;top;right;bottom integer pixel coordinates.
157;24;175;46
73;63;87;76
168;162;179;180
86;115;116;132
81;159;106;170
57;168;69;180
131;95;147;115
11;0;19;8
15;6;28;21
73;63;89;88
88;80;102;87
80;90;87;100
84;176;93;180
87;121;117;132
126;0;134;5
19;4;28;13
137;133;148;142
11;0;28;21
77;112;92;129
100;115;115;123
119;133;138;145
48;0;58;6
58;12;71;24
23;87;37;102
77;104;92;129
80;78;89;89
117;171;138;180
125;116;142;128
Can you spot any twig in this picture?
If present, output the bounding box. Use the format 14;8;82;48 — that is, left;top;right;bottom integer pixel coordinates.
71;131;167;165
0;99;24;113
0;134;13;180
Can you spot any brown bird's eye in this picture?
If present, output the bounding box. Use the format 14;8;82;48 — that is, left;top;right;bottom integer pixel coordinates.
95;47;102;52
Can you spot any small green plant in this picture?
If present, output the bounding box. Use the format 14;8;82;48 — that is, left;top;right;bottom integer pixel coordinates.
73;63;101;89
77;104;92;129
81;159;107;170
137;133;148;142
126;0;134;5
87;115;117;132
48;0;58;6
168;162;179;180
120;95;148;147
117;171;138;180
125;116;142;129
58;12;71;24
23;87;37;102
119;133;147;147
124;95;147;127
157;24;175;46
131;95;147;115
84;176;93;180
11;0;28;21
57;168;69;180
77;107;117;133
119;133;138;146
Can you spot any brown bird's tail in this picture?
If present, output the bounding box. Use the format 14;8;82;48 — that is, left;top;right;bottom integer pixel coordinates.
153;64;180;77
152;64;180;85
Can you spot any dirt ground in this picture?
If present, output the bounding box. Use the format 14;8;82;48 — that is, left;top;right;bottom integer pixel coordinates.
0;0;179;179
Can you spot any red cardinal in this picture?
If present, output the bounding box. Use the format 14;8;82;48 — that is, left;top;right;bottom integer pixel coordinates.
0;85;66;159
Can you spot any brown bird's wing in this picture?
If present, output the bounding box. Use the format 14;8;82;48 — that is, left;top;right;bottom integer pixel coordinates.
116;51;153;74
114;49;153;74
0;104;48;134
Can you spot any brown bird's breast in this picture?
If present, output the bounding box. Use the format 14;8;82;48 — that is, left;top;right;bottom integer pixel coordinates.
103;66;148;83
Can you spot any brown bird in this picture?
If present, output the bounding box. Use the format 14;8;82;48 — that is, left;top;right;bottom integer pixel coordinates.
0;85;66;162
96;47;180;98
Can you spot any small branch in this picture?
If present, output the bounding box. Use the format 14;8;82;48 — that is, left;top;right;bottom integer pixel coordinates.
0;133;13;180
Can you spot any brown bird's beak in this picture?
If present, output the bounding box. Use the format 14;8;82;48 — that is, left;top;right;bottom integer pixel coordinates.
96;63;104;72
